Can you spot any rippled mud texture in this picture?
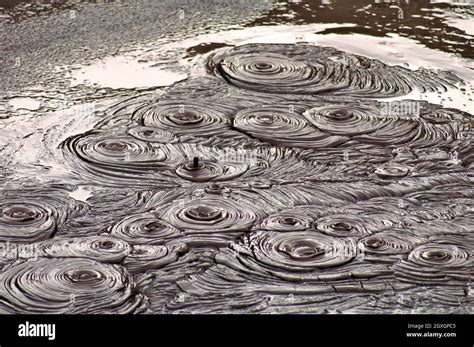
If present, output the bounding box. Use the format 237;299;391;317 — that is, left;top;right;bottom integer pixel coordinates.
0;258;146;314
0;185;88;243
1;1;473;315
211;43;463;97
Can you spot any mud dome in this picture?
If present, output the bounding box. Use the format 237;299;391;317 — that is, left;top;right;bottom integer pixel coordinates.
211;43;462;96
0;1;473;315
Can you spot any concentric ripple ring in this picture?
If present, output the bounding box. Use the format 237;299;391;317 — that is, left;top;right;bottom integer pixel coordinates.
0;258;145;313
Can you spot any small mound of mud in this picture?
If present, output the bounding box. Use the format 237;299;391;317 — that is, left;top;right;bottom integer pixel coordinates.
211;44;462;97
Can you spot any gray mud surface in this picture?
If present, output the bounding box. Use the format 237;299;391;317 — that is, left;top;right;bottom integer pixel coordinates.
0;0;473;314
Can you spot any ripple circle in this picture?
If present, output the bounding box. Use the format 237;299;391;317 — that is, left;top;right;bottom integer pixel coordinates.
0;258;145;313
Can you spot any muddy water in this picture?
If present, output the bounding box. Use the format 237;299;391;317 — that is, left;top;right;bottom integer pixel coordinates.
0;0;473;314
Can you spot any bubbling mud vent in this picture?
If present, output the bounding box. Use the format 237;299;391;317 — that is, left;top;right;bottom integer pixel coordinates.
1;0;473;314
211;43;462;97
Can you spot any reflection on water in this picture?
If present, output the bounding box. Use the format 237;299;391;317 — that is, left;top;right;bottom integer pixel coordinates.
0;0;75;21
250;0;474;58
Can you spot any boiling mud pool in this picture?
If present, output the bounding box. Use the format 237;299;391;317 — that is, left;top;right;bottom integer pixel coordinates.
0;0;472;313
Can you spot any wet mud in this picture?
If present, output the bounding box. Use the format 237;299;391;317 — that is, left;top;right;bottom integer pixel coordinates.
0;0;473;314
